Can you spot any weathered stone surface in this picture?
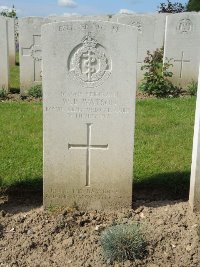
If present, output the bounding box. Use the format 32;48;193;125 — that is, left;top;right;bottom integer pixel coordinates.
42;21;137;210
117;13;166;84
0;16;15;65
164;12;200;88
0;17;9;92
7;17;16;66
190;66;200;212
19;17;51;95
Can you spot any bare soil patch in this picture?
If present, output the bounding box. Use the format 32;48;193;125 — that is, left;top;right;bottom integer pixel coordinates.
0;191;199;267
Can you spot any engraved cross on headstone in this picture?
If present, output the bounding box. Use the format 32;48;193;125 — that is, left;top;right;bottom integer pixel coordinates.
21;35;42;82
174;51;190;78
68;123;108;187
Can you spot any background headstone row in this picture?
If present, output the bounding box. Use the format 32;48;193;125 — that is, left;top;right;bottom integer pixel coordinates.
0;12;200;94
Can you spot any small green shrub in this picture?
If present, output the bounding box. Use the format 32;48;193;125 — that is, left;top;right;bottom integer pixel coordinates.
100;224;146;262
186;80;198;96
139;47;180;98
0;88;7;98
27;84;42;98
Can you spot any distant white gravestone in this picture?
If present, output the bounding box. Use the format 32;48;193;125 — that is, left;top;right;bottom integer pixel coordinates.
190;66;200;212
0;16;15;66
116;14;166;84
7;18;16;66
42;21;137;210
164;13;200;88
0;17;9;92
19;17;51;95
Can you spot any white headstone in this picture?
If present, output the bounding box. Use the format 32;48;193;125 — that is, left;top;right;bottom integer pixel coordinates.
19;17;51;95
0;17;9;92
42;21;137;210
164;12;200;88
7;17;16;66
154;13;167;48
117;14;166;84
190;66;200;212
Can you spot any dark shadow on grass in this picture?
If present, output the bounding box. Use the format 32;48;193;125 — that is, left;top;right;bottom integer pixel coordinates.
0;177;42;214
133;171;190;207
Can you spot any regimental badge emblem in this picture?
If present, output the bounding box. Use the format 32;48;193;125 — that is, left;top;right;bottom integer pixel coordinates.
177;18;193;34
68;34;112;87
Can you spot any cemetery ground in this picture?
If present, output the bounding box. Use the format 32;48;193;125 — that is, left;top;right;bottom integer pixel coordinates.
0;61;200;266
1;90;200;266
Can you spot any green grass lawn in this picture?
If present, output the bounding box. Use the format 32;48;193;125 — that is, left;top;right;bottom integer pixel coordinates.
0;102;42;189
10;52;20;92
0;97;197;196
134;98;196;196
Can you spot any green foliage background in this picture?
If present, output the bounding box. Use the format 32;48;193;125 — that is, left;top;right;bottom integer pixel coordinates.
187;0;200;11
0;5;17;18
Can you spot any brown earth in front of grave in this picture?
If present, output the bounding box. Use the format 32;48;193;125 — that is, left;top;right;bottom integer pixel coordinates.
0;190;199;267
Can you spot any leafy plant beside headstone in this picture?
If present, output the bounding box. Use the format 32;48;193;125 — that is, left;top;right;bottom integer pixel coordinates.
100;223;146;262
27;84;42;98
186;80;198;96
139;47;180;98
